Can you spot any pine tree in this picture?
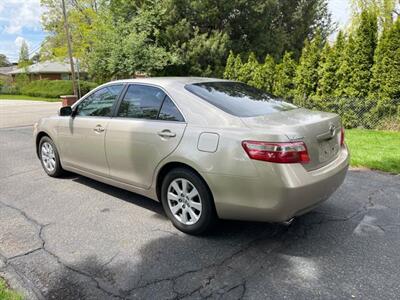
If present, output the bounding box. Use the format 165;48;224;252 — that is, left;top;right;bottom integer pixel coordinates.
18;40;30;67
335;34;355;97
368;17;400;126
223;50;236;79
294;31;324;108
273;51;296;101
251;54;275;93
233;55;243;82
336;10;378;127
313;43;331;109
237;52;259;84
317;31;345;110
350;10;377;99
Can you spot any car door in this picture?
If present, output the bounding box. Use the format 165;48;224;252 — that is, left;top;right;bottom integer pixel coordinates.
106;84;187;189
57;84;124;176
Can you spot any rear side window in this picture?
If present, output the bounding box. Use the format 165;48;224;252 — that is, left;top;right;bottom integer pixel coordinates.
76;85;123;117
185;81;296;117
117;85;165;119
158;96;184;122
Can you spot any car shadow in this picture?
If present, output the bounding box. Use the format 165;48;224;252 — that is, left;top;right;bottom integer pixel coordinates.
69;173;285;232
71;175;166;216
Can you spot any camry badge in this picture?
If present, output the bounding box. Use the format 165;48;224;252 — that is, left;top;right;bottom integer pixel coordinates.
287;134;304;141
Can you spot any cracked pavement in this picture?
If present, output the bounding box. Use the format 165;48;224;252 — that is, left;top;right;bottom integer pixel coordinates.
0;126;399;299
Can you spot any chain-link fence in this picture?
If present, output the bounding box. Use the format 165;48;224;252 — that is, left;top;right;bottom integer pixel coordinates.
298;97;400;130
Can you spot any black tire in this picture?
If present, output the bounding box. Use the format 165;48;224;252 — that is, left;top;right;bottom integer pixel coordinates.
38;136;65;177
161;167;217;235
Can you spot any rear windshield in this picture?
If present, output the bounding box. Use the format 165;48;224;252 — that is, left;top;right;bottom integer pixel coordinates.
185;81;296;117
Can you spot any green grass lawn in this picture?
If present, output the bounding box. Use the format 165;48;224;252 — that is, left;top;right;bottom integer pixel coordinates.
346;129;400;174
0;278;22;300
0;94;60;102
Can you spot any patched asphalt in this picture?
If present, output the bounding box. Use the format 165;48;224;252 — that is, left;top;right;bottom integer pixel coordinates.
0;126;399;300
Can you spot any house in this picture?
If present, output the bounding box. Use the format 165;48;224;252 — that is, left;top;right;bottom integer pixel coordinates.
8;60;87;81
0;65;17;82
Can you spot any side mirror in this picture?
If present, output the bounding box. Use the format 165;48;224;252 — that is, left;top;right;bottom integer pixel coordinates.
59;106;73;116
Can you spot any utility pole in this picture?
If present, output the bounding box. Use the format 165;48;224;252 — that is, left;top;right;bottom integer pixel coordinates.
61;0;78;97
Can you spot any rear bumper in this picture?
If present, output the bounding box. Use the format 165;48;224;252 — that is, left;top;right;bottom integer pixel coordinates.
203;146;349;222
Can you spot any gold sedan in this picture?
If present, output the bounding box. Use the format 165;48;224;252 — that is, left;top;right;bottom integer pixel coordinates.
34;77;349;234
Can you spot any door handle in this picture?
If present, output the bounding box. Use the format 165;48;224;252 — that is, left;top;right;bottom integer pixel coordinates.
157;130;176;138
93;124;105;133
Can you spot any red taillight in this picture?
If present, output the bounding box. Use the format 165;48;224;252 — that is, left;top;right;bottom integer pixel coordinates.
242;141;310;164
340;127;345;146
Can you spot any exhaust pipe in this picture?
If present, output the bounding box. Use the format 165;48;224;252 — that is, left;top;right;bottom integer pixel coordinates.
281;217;295;226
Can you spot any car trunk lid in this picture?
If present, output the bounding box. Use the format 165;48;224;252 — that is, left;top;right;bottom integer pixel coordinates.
241;108;342;171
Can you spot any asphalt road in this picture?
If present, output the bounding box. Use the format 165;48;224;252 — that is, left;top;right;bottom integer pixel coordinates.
0;110;399;299
0;100;61;128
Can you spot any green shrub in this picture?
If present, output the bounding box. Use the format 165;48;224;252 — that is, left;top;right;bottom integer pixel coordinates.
20;80;98;98
15;74;29;92
0;80;18;94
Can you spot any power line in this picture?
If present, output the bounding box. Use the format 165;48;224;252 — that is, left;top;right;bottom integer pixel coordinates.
28;43;43;56
2;40;43;61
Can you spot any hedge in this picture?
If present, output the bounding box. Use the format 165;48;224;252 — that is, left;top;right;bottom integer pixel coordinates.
19;80;98;98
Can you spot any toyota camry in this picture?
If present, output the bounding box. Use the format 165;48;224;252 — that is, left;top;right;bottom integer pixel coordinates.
34;77;349;234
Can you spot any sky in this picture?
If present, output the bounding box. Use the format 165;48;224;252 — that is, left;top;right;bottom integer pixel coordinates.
0;0;351;63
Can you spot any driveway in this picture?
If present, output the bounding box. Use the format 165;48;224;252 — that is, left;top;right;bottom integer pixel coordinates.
0;100;61;128
0;126;399;300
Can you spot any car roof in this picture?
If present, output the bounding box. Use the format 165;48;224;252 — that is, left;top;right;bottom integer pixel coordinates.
105;76;230;87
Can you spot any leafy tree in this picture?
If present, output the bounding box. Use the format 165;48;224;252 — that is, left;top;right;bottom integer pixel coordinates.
40;0;100;62
41;0;333;79
277;0;334;59
88;11;180;81
172;30;229;77
350;0;398;30
294;31;324;108
273;51;297;101
0;54;10;67
148;0;333;62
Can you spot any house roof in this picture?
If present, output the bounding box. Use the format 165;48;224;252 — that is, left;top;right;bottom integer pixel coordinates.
8;61;85;75
0;66;17;75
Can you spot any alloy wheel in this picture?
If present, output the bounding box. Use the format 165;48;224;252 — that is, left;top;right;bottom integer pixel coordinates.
167;178;202;225
41;142;56;172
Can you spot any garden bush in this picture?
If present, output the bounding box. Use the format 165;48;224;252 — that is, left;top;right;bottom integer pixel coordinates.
0;80;18;94
20;80;98;98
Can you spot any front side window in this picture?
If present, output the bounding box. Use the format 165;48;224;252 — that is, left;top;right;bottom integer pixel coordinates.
76;85;124;117
117;85;166;119
185;81;297;117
